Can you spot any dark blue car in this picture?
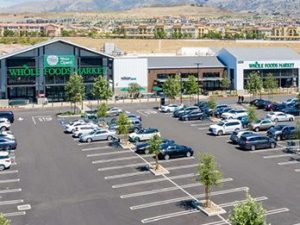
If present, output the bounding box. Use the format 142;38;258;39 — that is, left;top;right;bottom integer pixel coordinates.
158;144;193;160
0;138;17;151
239;134;276;151
135;139;175;154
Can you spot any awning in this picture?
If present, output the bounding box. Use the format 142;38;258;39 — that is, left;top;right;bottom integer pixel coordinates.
120;87;146;92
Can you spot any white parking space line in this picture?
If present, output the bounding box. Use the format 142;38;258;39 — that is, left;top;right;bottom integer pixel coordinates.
98;162;147;171
87;150;131;157
0;179;20;184
32;116;36;125
78;141;110;146
130;187;249;210
250;147;284;153
219;196;268;207
105;171;150;180
92;156;140;164
166;164;198;171
121;178;233;199
0;188;22;194
81;146;110;151
140;196;267;224
263;154;294;159
113;173;197;189
265;208;289;215
3;211;26;217
294;169;300;172
198;127;208;131
0;199;24;206
278;161;300;165
191;123;211;127
0;170;18;175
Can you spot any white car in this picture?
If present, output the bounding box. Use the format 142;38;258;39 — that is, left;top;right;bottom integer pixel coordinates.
64;120;87;133
209;119;242;136
266;112;295;122
0;151;11;171
0;131;15;140
221;109;247;119
0;118;10;131
107;107;123;116
129;128;160;142
72;124;99;138
159;104;184;113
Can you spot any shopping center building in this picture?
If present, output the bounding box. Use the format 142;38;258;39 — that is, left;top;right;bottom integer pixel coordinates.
0;39;300;104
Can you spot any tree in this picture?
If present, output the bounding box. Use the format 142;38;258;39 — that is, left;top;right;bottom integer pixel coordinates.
198;153;222;208
97;102;108;119
229;193;266;225
295;120;300;152
221;77;231;90
128;82;141;99
246;72;263;99
163;75;181;101
0;213;10;225
92;76;113;103
247;106;257;123
147;135;163;170
116;113;131;143
185;75;199;103
207;97;217;110
264;73;278;99
65;74;85;114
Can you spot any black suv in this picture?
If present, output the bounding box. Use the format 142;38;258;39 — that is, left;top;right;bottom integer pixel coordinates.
0;111;14;123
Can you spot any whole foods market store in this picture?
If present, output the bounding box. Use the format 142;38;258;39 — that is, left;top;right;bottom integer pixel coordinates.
0;39;113;103
218;47;300;91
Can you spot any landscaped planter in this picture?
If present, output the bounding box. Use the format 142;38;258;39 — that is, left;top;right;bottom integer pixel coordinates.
192;200;226;216
149;164;170;176
120;141;135;149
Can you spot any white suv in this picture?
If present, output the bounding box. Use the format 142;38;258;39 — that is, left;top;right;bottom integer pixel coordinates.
129;128;160;142
72;124;99;138
0;151;11;171
209;119;242;136
0;118;10;131
64;120;87;133
221;109;247;119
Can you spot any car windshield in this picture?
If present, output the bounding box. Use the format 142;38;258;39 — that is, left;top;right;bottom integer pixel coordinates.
217;121;225;126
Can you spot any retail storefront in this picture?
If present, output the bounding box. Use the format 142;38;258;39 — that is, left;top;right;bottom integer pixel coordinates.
0;39;113;102
218;47;300;91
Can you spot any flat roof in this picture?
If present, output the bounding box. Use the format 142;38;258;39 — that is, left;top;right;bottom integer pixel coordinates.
224;47;300;61
146;56;225;69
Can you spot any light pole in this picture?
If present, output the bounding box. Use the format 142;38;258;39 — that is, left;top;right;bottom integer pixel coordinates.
179;72;183;104
195;63;202;103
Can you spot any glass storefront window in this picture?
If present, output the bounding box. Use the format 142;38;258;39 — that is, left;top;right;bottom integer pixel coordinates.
203;72;220;78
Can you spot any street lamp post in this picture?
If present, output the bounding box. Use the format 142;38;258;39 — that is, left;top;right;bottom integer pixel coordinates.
179;72;183;104
195;63;201;103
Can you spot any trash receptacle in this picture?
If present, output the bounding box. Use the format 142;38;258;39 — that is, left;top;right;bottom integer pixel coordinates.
160;97;165;106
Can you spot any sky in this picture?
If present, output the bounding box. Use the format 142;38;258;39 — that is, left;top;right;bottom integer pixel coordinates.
0;0;43;8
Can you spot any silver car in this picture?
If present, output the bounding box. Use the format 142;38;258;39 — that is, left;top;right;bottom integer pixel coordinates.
80;129;116;143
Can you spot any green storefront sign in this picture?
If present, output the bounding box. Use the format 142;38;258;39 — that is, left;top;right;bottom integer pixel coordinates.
44;55;75;68
8;65;106;76
249;61;295;69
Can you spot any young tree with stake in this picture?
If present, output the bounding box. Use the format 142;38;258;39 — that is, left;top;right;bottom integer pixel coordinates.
116;113;131;144
147;135;163;171
92;76;113;103
162;75;181;102
65;73;85;114
185;75;199;103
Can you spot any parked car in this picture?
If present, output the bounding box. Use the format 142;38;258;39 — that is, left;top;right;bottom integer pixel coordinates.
107;107;123;116
179;110;204;121
0;118;10;131
265;102;286;112
266;111;294;122
230;130;255;144
64;120;87;133
72;124;99;138
135;139;175;154
215;107;232;118
267;125;295;141
0;151;11;171
0;138;17;150
194;101;208;108
109;118;142;133
281;107;300;116
0;131;15;140
0;111;14;123
254;99;272;109
237;116;249;128
239;135;276;151
173;106;199;118
159;104;184;113
79;129;117;143
209;119;242;136
221;109;247;119
249;119;275;132
283;98;298;106
129;128;160;142
125;112;142;121
158;144;193;160
249;99;260;106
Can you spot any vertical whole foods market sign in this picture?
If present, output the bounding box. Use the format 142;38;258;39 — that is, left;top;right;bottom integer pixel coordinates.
8;55;106;76
44;55;75;68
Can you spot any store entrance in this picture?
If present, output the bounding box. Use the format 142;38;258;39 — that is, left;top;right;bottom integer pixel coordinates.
7;86;36;103
45;86;66;102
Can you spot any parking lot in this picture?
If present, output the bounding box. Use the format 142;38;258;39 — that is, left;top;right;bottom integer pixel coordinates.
6;99;300;225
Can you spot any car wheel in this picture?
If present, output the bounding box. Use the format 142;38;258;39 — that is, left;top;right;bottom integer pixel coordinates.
0;127;5;131
255;127;260;132
107;136;113;141
145;149;150;154
229;117;233;119
217;131;223;136
289;118;294;121
274;118;278;123
0;165;5;171
164;154;170;160
251;145;256;151
87;138;92;143
276;136;281;141
270;143;276;149
185;117;189;121
234;128;240;132
135;137;140;143
186;151;192;157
